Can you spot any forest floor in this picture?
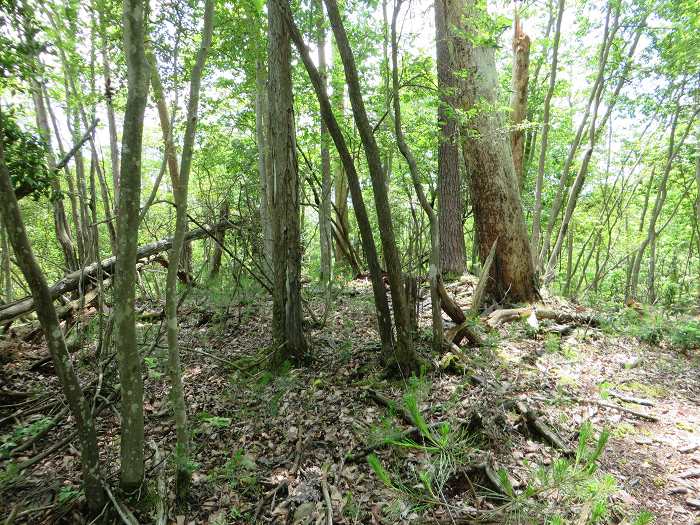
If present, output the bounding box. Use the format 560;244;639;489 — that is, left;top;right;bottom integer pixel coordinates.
1;276;700;524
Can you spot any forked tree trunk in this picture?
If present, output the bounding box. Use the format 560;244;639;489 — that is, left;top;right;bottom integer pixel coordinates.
279;0;396;358
392;1;443;353
0;123;105;514
325;0;418;374
459;0;537;303
268;0;308;365
434;0;466;275
114;0;150;493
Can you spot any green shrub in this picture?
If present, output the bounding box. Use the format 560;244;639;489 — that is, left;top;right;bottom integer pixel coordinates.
669;319;700;351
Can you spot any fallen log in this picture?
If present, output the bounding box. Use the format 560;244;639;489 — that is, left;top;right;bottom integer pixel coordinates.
0;221;232;323
437;279;482;347
487;306;600;328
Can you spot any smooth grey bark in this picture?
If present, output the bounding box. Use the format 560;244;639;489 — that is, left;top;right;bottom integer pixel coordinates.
268;0;308;365
324;0;418;373
434;0;466;275
0;120;105;514
629;104;698;300
458;0;538;302
392;1;442;353
279;0;396;358
531;0;564;266
114;0;150;493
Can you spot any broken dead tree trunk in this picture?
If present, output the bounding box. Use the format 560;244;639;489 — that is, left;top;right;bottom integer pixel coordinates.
436;278;482;347
487;307;600;328
0;222;232;323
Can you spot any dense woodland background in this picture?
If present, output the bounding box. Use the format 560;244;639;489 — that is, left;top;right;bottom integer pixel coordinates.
0;0;699;523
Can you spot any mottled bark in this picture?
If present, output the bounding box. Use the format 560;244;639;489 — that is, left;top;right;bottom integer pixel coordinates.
255;60;273;277
435;0;466;275
114;0;150;493
0;122;105;513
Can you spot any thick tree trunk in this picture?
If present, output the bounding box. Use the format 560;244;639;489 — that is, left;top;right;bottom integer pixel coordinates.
459;0;538;303
510;11;530;187
279;0;396;358
325;0;418;373
434;0;466;275
268;0;307;365
0;124;105;514
115;0;150;493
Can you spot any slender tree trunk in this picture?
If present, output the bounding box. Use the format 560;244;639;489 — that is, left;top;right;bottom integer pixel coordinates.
510;9;530;187
330;45;353;271
268;0;308;365
458;0;538;302
97;6;121;202
280;0;396;358
544;18;645;283
30;87;79;273
531;0;564;267
392;1;442;353
317;0;333;302
114;0;150;493
434;0;466;275
324;0;418;373
209;201;228;277
0;122;105;514
0;217;12;303
255;59;273;277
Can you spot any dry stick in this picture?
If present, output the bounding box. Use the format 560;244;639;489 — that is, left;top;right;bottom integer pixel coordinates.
321;477;333;525
579;398;658;422
607;390;654;407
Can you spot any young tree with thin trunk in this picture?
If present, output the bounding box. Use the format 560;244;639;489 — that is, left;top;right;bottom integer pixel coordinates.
391;0;443;353
148;0;215;502
324;0;418;373
0;118;105;514
531;0;564;268
278;0;396;360
316;0;333;306
434;0;466;275
114;0;150;494
459;0;538;303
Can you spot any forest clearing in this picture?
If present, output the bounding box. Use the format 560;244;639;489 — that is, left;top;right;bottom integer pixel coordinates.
0;0;699;523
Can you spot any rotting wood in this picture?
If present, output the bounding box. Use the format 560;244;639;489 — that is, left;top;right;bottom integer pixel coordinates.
487;306;600;328
0;222;232;323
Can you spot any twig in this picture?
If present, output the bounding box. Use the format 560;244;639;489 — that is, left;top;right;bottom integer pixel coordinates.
321;477;333;525
607;390;654;407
